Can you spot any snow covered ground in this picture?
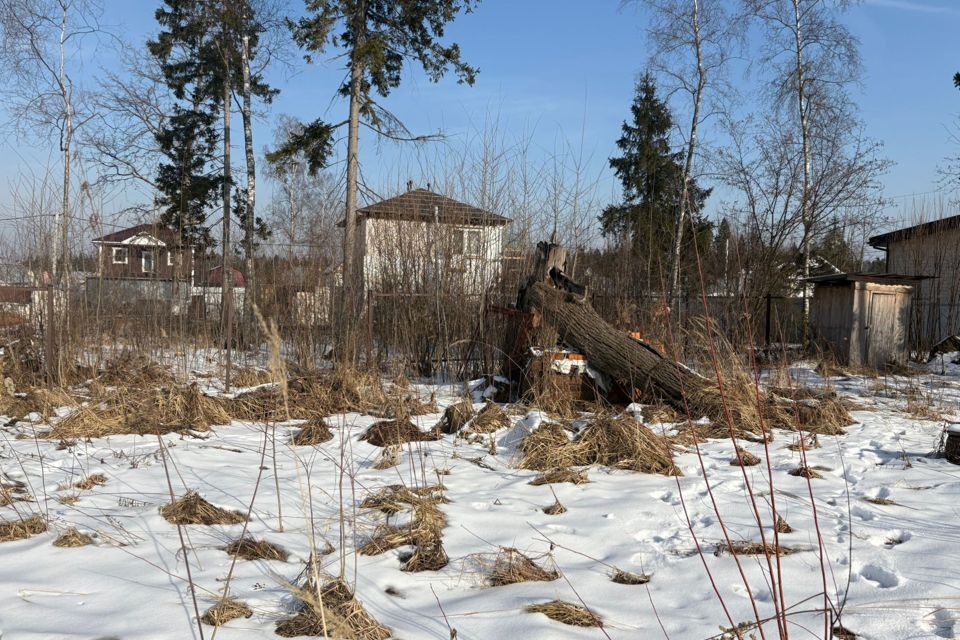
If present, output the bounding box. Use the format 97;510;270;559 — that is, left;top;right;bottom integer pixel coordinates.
2;357;960;639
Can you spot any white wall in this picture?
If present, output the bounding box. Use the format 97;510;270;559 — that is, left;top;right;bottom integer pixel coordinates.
359;217;505;295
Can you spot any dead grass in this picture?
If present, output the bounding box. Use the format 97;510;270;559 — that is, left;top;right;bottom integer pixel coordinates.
232;367;273;387
715;541;798;557
488;547;559;586
542;499;567;515
49;384;231;440
53;528;93;547
97;352;177;387
74;473;107;490
357;484;448;572
730;447;761;466
371;445;402;470
518;415;679;476
290;419;334;446
0;387;76;421
463;401;509;434
775;515;793;534
437;399;474;434
275;577;391;639
0;513;47;542
360;419;439;447
160;491;247;526
525;600;602;627
786;433;821;451
610;568;650;585
864;496;896;506
201;596;253;627
529;468;589;486
224;537;287;561
788;465;823;479
642;404;682;424
517;422;572;471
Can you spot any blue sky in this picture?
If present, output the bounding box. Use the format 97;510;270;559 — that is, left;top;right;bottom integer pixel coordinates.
0;0;958;238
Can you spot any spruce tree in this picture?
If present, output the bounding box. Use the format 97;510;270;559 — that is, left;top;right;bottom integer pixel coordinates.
148;0;225;250
600;73;709;290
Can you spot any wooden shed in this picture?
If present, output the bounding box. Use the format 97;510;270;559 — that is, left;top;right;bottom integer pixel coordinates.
808;273;928;369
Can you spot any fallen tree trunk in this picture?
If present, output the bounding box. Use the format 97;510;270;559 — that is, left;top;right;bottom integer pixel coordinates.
520;276;851;436
524;281;703;403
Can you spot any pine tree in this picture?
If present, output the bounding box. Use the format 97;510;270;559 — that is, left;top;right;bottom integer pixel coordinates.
600;73;710;290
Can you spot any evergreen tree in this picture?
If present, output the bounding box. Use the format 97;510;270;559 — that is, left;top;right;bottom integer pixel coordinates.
600;73;710;289
148;0;225;250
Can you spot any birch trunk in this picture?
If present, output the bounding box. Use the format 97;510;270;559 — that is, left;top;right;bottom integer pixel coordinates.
240;28;257;331
793;0;813;338
667;0;705;308
222;49;233;391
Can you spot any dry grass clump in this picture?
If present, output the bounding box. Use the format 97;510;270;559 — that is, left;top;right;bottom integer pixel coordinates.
290;419;334;446
359;484;446;514
788;465;823;479
730;447;761;466
715;541;798;556
0;481;30;507
360;419;439;447
49;384;231;440
358;484;448;571
224;537;287;561
787;433;820;451
525;600;602;628
0;387;76;420
53;528;93;547
275;577;391;639
517;422;573;470
464;401;509;434
529;468;589;485
0;513;47;542
543;499;567;515
371;445;402;470
864;496;896;506
642;404;682;424
437;399;474;434
488;547;559;586
610;568;650;585
775;515;793;533
518;415;679;476
74;473;107;490
160;491;247;526
232;366;273;387
97;352;177;387
201;597;253;627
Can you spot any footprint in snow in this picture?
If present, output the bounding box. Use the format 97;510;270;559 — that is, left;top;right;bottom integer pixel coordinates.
921;608;957;639
857;563;901;589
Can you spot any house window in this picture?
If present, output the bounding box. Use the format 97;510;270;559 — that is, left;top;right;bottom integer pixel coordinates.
142;250;155;273
167;251;175;267
465;229;482;256
112;247;128;264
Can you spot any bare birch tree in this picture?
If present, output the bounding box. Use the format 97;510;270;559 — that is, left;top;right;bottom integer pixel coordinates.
640;0;742;305
748;0;862;331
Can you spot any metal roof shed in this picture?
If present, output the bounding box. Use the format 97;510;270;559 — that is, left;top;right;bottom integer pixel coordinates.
807;273;929;369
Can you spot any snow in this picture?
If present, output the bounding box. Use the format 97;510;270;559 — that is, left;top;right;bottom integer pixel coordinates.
1;366;960;639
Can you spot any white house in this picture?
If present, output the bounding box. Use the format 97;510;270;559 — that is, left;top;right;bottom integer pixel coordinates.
348;187;510;295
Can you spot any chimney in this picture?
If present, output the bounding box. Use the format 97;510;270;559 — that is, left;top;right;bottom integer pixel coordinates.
406;179;413;191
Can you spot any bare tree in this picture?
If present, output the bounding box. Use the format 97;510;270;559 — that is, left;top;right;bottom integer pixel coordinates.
0;0;105;381
641;0;742;305
748;0;863;332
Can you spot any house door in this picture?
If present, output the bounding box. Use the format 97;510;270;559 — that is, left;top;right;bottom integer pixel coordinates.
866;292;906;368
